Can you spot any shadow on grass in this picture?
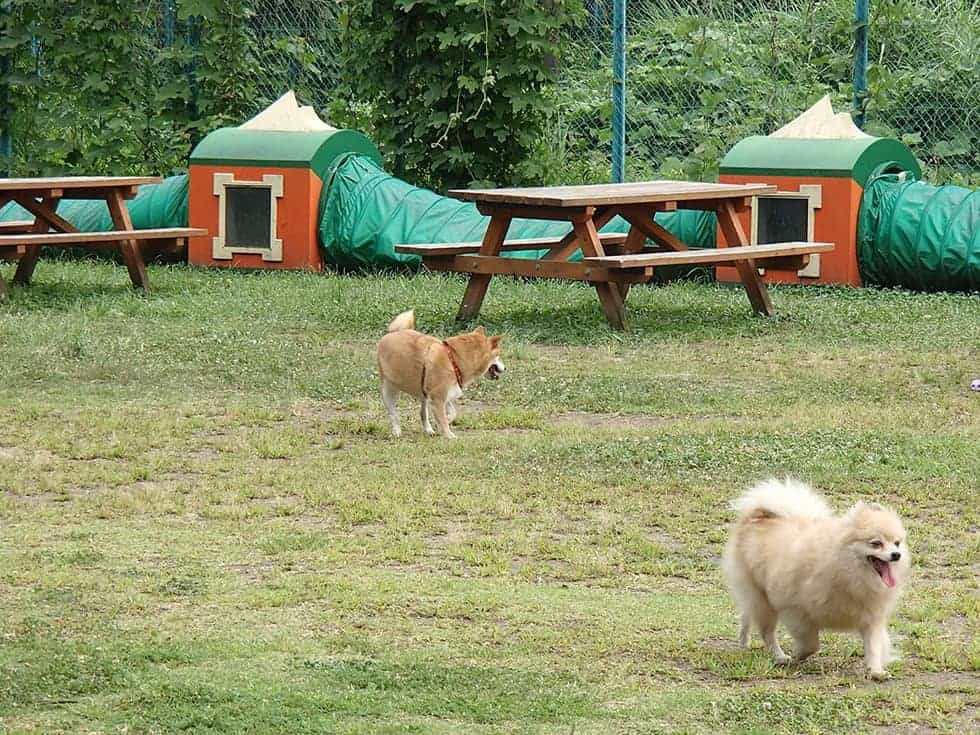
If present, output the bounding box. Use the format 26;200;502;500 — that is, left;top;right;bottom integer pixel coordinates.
454;293;781;345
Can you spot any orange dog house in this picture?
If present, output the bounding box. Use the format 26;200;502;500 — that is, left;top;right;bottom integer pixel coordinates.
716;137;920;286
188;128;382;270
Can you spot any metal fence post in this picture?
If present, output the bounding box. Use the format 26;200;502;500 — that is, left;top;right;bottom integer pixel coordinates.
0;54;10;177
187;16;201;128
590;0;602;65
611;0;626;183
163;0;176;48
853;0;869;129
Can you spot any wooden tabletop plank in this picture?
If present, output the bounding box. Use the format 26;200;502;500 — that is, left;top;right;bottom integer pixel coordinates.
583;242;834;268
0;176;161;191
449;180;776;207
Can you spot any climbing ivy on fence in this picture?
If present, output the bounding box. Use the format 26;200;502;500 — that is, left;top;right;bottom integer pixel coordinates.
339;0;583;190
0;0;262;177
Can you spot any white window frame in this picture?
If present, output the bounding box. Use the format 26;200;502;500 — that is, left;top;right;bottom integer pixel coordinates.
749;184;822;278
212;172;284;262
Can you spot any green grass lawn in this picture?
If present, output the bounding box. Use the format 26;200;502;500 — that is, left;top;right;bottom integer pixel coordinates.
1;259;978;734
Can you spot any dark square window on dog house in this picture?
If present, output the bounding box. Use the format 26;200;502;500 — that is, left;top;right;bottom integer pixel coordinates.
755;195;810;244
225;184;275;250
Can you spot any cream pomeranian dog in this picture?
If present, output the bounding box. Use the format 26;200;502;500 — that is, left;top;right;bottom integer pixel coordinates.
722;478;909;679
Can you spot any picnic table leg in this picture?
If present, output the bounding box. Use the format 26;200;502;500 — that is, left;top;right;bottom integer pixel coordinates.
616;225;648;300
717;201;774;316
106;190;149;291
0;195;13;298
574;218;627;330
12;196;62;286
456;215;510;322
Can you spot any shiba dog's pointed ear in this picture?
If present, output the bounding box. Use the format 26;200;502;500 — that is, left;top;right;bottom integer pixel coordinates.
489;335;502;349
473;326;485;334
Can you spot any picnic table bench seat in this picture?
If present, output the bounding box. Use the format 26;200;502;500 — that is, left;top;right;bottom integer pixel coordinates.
0;227;207;248
0;221;35;235
583;241;835;270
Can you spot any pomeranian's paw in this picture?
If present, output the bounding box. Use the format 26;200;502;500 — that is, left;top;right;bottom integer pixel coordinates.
867;669;892;681
772;652;792;665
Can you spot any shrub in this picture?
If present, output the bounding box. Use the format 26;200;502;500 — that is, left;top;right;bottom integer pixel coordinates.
339;0;584;190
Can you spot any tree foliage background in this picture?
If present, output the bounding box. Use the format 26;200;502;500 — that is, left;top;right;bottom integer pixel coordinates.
0;0;977;188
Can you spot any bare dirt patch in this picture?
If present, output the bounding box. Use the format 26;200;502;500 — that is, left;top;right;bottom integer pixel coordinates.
226;561;279;583
0;446;58;462
288;402;357;425
553;411;683;429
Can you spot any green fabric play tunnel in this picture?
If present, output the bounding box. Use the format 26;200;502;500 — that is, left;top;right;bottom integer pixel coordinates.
318;154;717;273
858;174;980;292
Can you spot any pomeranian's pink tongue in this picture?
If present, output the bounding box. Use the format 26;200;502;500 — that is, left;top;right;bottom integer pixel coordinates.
880;561;896;588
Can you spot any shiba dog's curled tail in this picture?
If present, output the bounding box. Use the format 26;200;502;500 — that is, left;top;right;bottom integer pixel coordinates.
386;309;416;333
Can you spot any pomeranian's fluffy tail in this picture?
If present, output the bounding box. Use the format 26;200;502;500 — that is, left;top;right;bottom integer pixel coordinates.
387;309;416;332
732;477;832;523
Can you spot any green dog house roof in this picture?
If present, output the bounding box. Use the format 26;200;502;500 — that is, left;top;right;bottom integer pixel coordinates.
720;136;921;187
189;127;383;181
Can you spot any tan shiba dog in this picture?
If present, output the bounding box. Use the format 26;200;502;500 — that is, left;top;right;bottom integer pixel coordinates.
722;478;910;679
377;310;504;438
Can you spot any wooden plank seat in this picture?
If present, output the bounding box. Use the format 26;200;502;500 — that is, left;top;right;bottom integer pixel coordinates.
419;254;653;283
0;221;35;235
396;232;628;257
583;241;834;271
0;227;207;248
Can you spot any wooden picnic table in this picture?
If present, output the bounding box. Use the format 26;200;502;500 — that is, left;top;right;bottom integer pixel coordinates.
0;176;206;299
395;181;833;330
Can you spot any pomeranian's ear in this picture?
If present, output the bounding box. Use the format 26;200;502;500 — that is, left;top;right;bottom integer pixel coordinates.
853;500;885;512
489;335;502;349
473;326;485;334
846;500;885;521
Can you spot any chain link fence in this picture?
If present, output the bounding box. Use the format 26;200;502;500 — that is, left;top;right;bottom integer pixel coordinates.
556;0;978;186
1;0;977;185
249;0;343;113
860;0;979;185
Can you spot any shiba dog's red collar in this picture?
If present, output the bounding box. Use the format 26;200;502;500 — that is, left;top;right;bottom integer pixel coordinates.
442;340;464;387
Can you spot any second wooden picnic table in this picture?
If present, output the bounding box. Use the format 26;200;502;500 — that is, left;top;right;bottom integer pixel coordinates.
0;176;206;299
396;181;833;330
